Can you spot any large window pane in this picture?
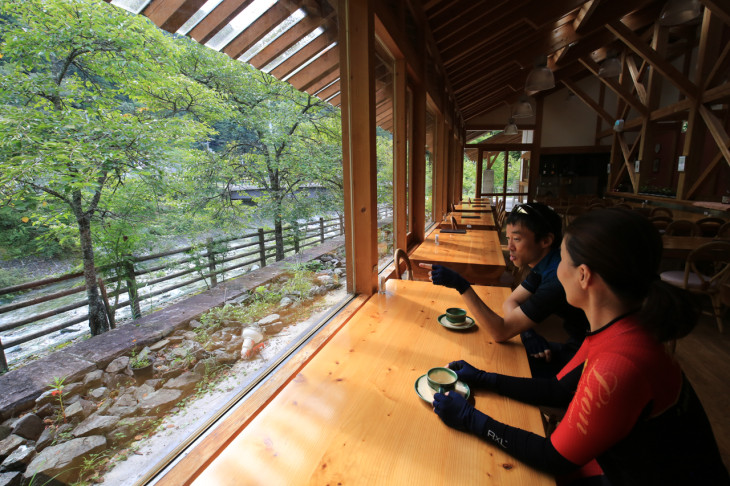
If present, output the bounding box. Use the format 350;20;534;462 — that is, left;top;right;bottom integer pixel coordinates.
374;45;395;269
425;109;436;227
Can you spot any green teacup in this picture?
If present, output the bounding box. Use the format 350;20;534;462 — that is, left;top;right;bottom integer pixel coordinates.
426;367;458;394
445;307;467;324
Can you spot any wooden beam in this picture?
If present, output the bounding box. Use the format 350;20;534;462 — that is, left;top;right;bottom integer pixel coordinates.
394;57;407;252
684;151;728;199
698;105;730;167
270;34;331;79
700;0;730;27
144;0;207;33
222;2;293;60
626;56;648;105
606;20;698;101
580;57;648;115
189;0;256;45
562;79;614;125
465;143;534;151
249;15;335;70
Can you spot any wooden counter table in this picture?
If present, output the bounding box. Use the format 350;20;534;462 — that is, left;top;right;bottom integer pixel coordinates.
191;280;553;486
454;203;492;213
438;211;497;230
410;229;506;285
662;235;730;259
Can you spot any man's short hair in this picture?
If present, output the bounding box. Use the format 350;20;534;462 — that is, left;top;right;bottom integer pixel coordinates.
505;202;562;249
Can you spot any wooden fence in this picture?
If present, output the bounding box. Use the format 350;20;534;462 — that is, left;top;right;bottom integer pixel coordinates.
0;210;393;371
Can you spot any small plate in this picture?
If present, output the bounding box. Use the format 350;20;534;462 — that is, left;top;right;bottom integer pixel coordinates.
437;314;475;330
414;374;470;403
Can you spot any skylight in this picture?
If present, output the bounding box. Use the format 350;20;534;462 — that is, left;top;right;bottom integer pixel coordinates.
206;0;277;51
262;27;325;73
238;8;306;63
176;0;226;36
281;41;336;82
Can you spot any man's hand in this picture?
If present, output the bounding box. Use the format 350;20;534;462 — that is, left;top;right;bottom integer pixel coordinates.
418;263;470;294
520;330;552;361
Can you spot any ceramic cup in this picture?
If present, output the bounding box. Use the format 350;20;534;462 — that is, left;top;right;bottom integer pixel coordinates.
427;367;458;394
445;307;467;323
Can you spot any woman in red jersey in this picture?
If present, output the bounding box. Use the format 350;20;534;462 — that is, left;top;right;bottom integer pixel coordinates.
432;208;729;486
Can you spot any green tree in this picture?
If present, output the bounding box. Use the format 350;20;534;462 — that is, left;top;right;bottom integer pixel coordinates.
0;0;215;334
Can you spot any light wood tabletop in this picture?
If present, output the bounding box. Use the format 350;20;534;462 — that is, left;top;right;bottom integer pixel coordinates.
191;280;554;486
662;235;730;259
439;211;497;230
410;228;506;285
454;203;492;213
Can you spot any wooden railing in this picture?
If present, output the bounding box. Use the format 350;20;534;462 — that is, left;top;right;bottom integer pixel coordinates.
0;208;394;371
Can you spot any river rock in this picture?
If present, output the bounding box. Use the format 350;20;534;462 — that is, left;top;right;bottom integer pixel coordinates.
145;379;162;390
108;417;154;446
278;296;293;308
107;393;138;418
10;414;43;441
64;400;95;422
35;426;57;453
0;426;10;442
83;370;103;388
105;356;130;374
1;444;35;471
181;331;197;340
163;372;198;391
88;387;108;401
0;471;21;486
138;389;183;416
258;314;281;326
212;349;238;366
71;415;119;438
23;435;106;484
133;384;156;402
35;403;55;419
63;382;84;397
0;436;25;462
149;339;170;352
103;372;135;389
189;320;203;329
34;390;55;408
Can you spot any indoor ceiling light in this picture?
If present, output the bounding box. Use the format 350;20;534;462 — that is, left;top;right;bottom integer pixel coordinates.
659;0;701;26
504;118;518;135
598;56;622;78
511;95;534;118
525;55;555;93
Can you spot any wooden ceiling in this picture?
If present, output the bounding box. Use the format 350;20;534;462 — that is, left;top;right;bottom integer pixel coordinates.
112;0;729;128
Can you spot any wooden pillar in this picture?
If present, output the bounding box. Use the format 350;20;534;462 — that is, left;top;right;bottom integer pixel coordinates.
528;97;544;202
476;148;484;198
411;80;426;243
394;57;408;252
339;0;378;295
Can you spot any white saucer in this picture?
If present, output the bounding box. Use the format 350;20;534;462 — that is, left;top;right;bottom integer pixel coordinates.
414;374;470;403
438;314;475;330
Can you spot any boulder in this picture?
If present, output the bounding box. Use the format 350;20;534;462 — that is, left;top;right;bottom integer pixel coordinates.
88;387;108;401
149;339;170;352
0;444;35;471
133;384;156;402
0;425;11;442
0;435;25;462
189;320;203;329
23;436;106;484
102;372;135;389
0;472;21;486
107;393;139;418
10;414;43;441
82;370;103;388
63;400;95;422
278;296;293;308
138;389;183;416
35;426;57;453
212;350;238;366
35;403;55;419
105;356;130;374
258;314;281;326
108;417;153;446
145;379;162;390
71;415;119;438
62;382;84;397
163;372;199;392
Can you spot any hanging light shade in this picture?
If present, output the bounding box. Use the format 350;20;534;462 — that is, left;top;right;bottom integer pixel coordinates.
504;118;518;135
599;56;622;78
659;0;701;26
511;95;534;118
525;56;555;92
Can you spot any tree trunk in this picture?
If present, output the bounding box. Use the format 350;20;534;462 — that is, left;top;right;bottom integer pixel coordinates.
77;214;110;335
274;211;285;261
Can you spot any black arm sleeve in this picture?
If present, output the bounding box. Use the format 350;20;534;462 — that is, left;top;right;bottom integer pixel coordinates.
493;364;584;408
474;411;580;475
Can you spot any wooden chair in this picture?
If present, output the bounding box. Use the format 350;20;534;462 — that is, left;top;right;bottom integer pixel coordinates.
718;222;730;238
563;205;585;231
450;215;458;230
665;220;700;236
649;216;673;233
650;207;673;218
660;241;730;332
393;248;413;280
614;203;632;210
696;217;726;237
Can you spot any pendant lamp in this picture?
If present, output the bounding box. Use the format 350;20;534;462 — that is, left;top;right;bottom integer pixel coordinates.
525;56;554;92
659;0;701;26
511;95;534;118
504;118;518;135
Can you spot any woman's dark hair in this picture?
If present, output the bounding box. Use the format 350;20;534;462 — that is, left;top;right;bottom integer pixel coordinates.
564;208;697;341
505;202;563;249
